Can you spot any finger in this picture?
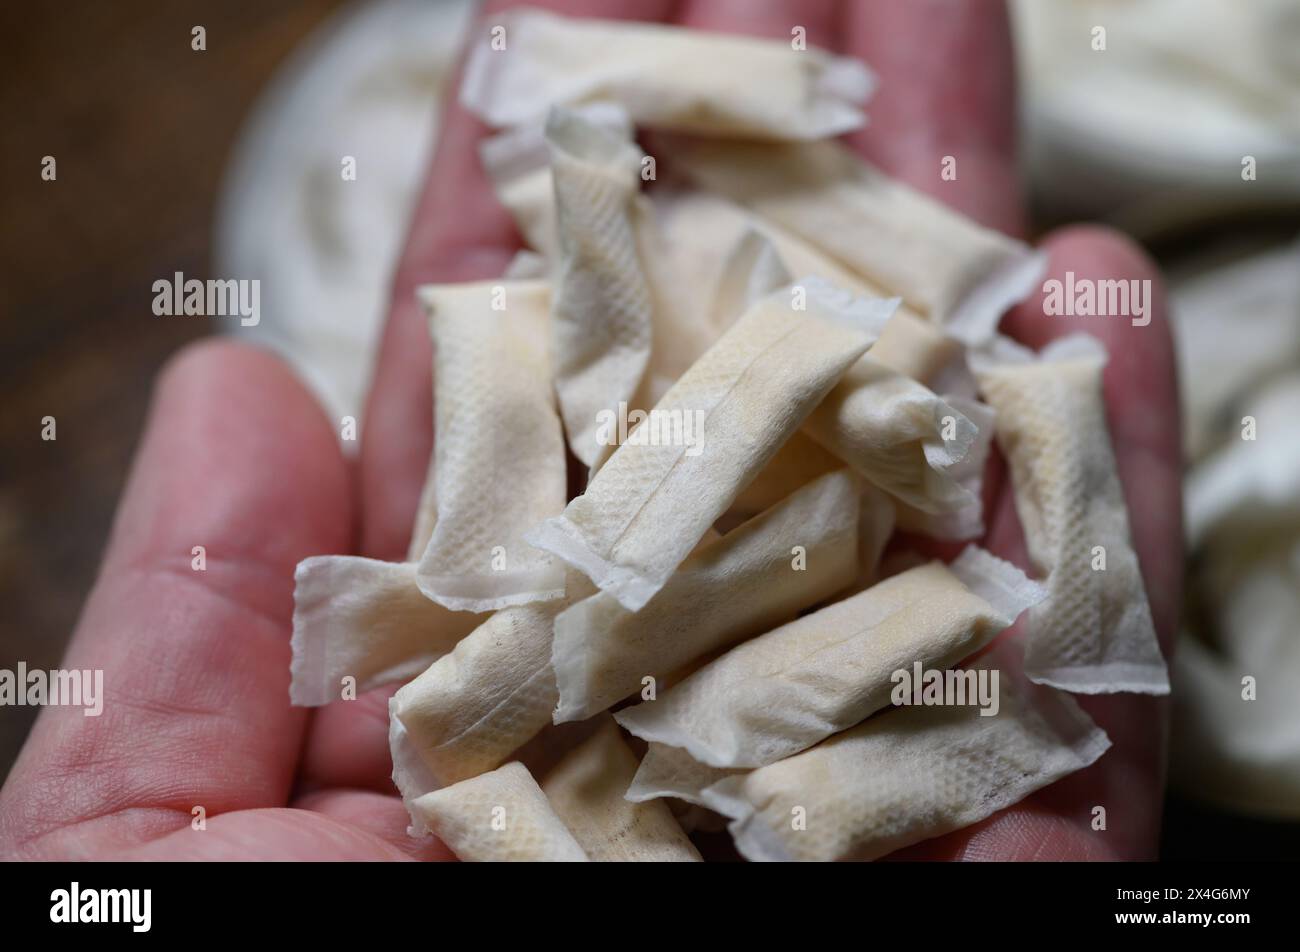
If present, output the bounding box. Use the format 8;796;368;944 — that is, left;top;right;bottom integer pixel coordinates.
298;687;398;794
119;807;418;862
1001;224;1183;655
889;795;1118;861
358;108;513;561
676;0;842;49
843;0;1024;236
359;0;677;561
293;789;454;861
0;340;352;859
911;226;1180;861
1005;225;1181;859
333;0;679;797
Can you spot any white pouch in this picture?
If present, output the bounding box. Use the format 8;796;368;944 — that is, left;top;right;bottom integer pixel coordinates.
480;102;633;260
841;480;899;597
626;740;739;807
867;311;995;539
698;641;1111;861
892;395;996;541
527;283;893;612
651;189;922;340
694;229;839;520
668;137;1045;345
460;8;874;140
869;308;965;385
482;110;719;415
541;718;701;862
701;234;979;518
389;573;594;791
629;193;732;410
546;107;653;469
616;547;1045;768
406;447;439;562
728;433;843;520
974;334;1169;694
413;280;566;612
408;761;588;862
803;354;979;514
552;469;862;724
289;556;482;707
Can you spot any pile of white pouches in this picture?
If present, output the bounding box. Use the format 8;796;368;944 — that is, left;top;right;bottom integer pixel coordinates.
288;10;1168;862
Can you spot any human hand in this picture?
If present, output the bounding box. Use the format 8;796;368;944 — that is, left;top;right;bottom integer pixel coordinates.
0;0;1180;861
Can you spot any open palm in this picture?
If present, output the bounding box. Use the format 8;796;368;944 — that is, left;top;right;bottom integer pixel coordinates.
0;0;1179;861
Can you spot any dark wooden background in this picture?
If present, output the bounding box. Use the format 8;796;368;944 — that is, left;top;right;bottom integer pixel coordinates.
0;0;347;784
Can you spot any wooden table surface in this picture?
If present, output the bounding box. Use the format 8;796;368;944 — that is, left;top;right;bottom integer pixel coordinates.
0;0;348;783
